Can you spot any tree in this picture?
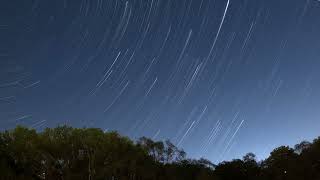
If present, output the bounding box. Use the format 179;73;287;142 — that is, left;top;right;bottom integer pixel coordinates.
299;137;320;180
215;159;247;180
294;141;311;154
243;152;256;163
262;146;300;180
1;125;320;180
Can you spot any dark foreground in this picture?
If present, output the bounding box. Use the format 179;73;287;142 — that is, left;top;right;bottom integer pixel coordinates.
1;126;319;180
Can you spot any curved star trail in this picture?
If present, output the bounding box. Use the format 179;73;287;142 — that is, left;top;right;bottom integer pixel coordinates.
1;0;320;163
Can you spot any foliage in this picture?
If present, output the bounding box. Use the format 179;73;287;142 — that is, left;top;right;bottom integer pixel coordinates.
0;126;320;180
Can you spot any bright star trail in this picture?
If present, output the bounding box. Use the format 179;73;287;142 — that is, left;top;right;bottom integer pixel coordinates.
1;0;320;163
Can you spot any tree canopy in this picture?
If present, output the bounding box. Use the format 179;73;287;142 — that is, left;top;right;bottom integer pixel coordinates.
0;125;319;180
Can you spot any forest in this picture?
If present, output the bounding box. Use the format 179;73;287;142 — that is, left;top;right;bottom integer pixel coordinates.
1;126;319;180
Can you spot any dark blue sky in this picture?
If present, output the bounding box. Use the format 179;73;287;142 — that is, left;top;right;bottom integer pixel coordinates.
1;0;320;163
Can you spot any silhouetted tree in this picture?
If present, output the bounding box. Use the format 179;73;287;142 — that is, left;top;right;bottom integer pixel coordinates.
1;125;320;180
261;146;300;180
294;141;311;154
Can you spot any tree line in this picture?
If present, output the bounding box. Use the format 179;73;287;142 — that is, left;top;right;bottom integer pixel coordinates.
0;125;319;180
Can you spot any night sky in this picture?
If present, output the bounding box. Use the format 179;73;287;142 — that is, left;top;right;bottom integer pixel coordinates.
2;0;320;163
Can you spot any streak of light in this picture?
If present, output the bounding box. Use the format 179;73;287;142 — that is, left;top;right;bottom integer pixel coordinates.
14;115;32;122
145;77;158;97
23;80;40;89
206;0;230;62
104;81;130;113
152;129;161;139
30;120;46;129
177;120;196;147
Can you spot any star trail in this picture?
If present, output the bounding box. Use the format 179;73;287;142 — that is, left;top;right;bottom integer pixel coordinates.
1;0;320;163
